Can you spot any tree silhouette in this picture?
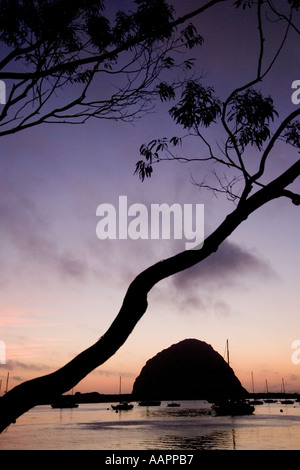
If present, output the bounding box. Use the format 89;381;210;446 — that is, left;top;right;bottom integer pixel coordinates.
0;0;220;136
1;0;300;434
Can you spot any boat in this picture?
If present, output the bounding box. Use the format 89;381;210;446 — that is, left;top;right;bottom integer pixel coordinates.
51;388;79;409
280;378;294;404
213;399;255;416
212;340;255;416
263;379;277;403
167;402;181;407
250;399;264;405
51;401;79;409
250;372;264;405
111;402;134;411
138;400;161;406
111;376;134;411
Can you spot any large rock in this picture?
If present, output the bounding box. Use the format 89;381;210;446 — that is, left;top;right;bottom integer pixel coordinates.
132;339;248;401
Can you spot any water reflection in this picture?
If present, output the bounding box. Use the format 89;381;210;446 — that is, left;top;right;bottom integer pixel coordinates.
2;401;300;450
142;406;212;419
80;404;238;450
144;429;237;450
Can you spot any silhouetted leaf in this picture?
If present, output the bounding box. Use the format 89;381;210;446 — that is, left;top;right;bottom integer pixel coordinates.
134;0;174;42
169;80;221;129
183;58;196;70
181;23;204;48
134;160;153;181
234;0;254;9
157;82;176;102
228;89;278;151
282;121;300;148
288;0;300;10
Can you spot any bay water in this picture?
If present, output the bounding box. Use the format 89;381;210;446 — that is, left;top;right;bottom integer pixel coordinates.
1;400;300;450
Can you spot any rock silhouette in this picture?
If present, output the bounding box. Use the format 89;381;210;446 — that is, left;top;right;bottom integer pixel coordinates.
132;339;248;401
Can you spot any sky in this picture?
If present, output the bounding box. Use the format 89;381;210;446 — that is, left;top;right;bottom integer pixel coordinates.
1;0;300;396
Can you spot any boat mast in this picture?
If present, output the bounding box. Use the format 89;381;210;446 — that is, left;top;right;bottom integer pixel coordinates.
282;378;286;394
251;371;255;394
5;372;9;393
226;339;230;366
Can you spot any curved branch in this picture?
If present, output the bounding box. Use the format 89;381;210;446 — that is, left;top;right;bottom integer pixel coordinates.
250;107;300;183
0;0;226;81
1;157;300;433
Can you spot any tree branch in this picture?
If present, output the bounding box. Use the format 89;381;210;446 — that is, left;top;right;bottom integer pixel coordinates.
0;0;226;81
1;156;300;433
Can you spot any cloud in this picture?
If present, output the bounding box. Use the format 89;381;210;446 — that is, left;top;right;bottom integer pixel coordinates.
0;191;90;283
0;359;52;372
149;239;279;316
177;294;232;317
92;369;135;378
172;239;277;290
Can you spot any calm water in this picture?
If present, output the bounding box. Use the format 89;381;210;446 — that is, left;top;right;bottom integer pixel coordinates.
1;400;300;450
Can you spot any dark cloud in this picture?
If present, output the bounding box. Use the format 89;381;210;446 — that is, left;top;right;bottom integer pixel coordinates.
157;239;279;316
0;192;90;282
172;239;277;290
176;294;232;317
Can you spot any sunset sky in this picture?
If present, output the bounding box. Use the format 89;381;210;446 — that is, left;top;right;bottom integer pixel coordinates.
1;0;300;396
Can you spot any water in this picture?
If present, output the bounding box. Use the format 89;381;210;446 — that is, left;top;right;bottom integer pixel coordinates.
1;400;300;450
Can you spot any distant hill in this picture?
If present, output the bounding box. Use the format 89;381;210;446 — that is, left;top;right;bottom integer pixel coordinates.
132;339;248;401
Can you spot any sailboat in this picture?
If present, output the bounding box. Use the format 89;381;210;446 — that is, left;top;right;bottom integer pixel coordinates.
250;372;264;405
138;400;161;406
280;378;294;405
263;379;277;403
51;400;79;409
111;377;134;411
212;340;255;416
51;388;79;409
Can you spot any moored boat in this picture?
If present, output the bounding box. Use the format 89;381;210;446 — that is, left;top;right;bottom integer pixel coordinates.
213;399;255;416
212;341;255;416
250;372;264;405
111;402;134;411
138;400;161;406
280;378;294;404
263;380;277;403
51;401;79;409
111;376;134;411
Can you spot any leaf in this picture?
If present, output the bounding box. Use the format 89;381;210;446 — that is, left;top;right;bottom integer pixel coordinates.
169;80;221;129
228;89;278;151
282;121;300;148
181;23;204;49
157;82;176;102
183;58;196;70
170;136;182;146
134;160;153;181
234;0;255;9
288;0;300;10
